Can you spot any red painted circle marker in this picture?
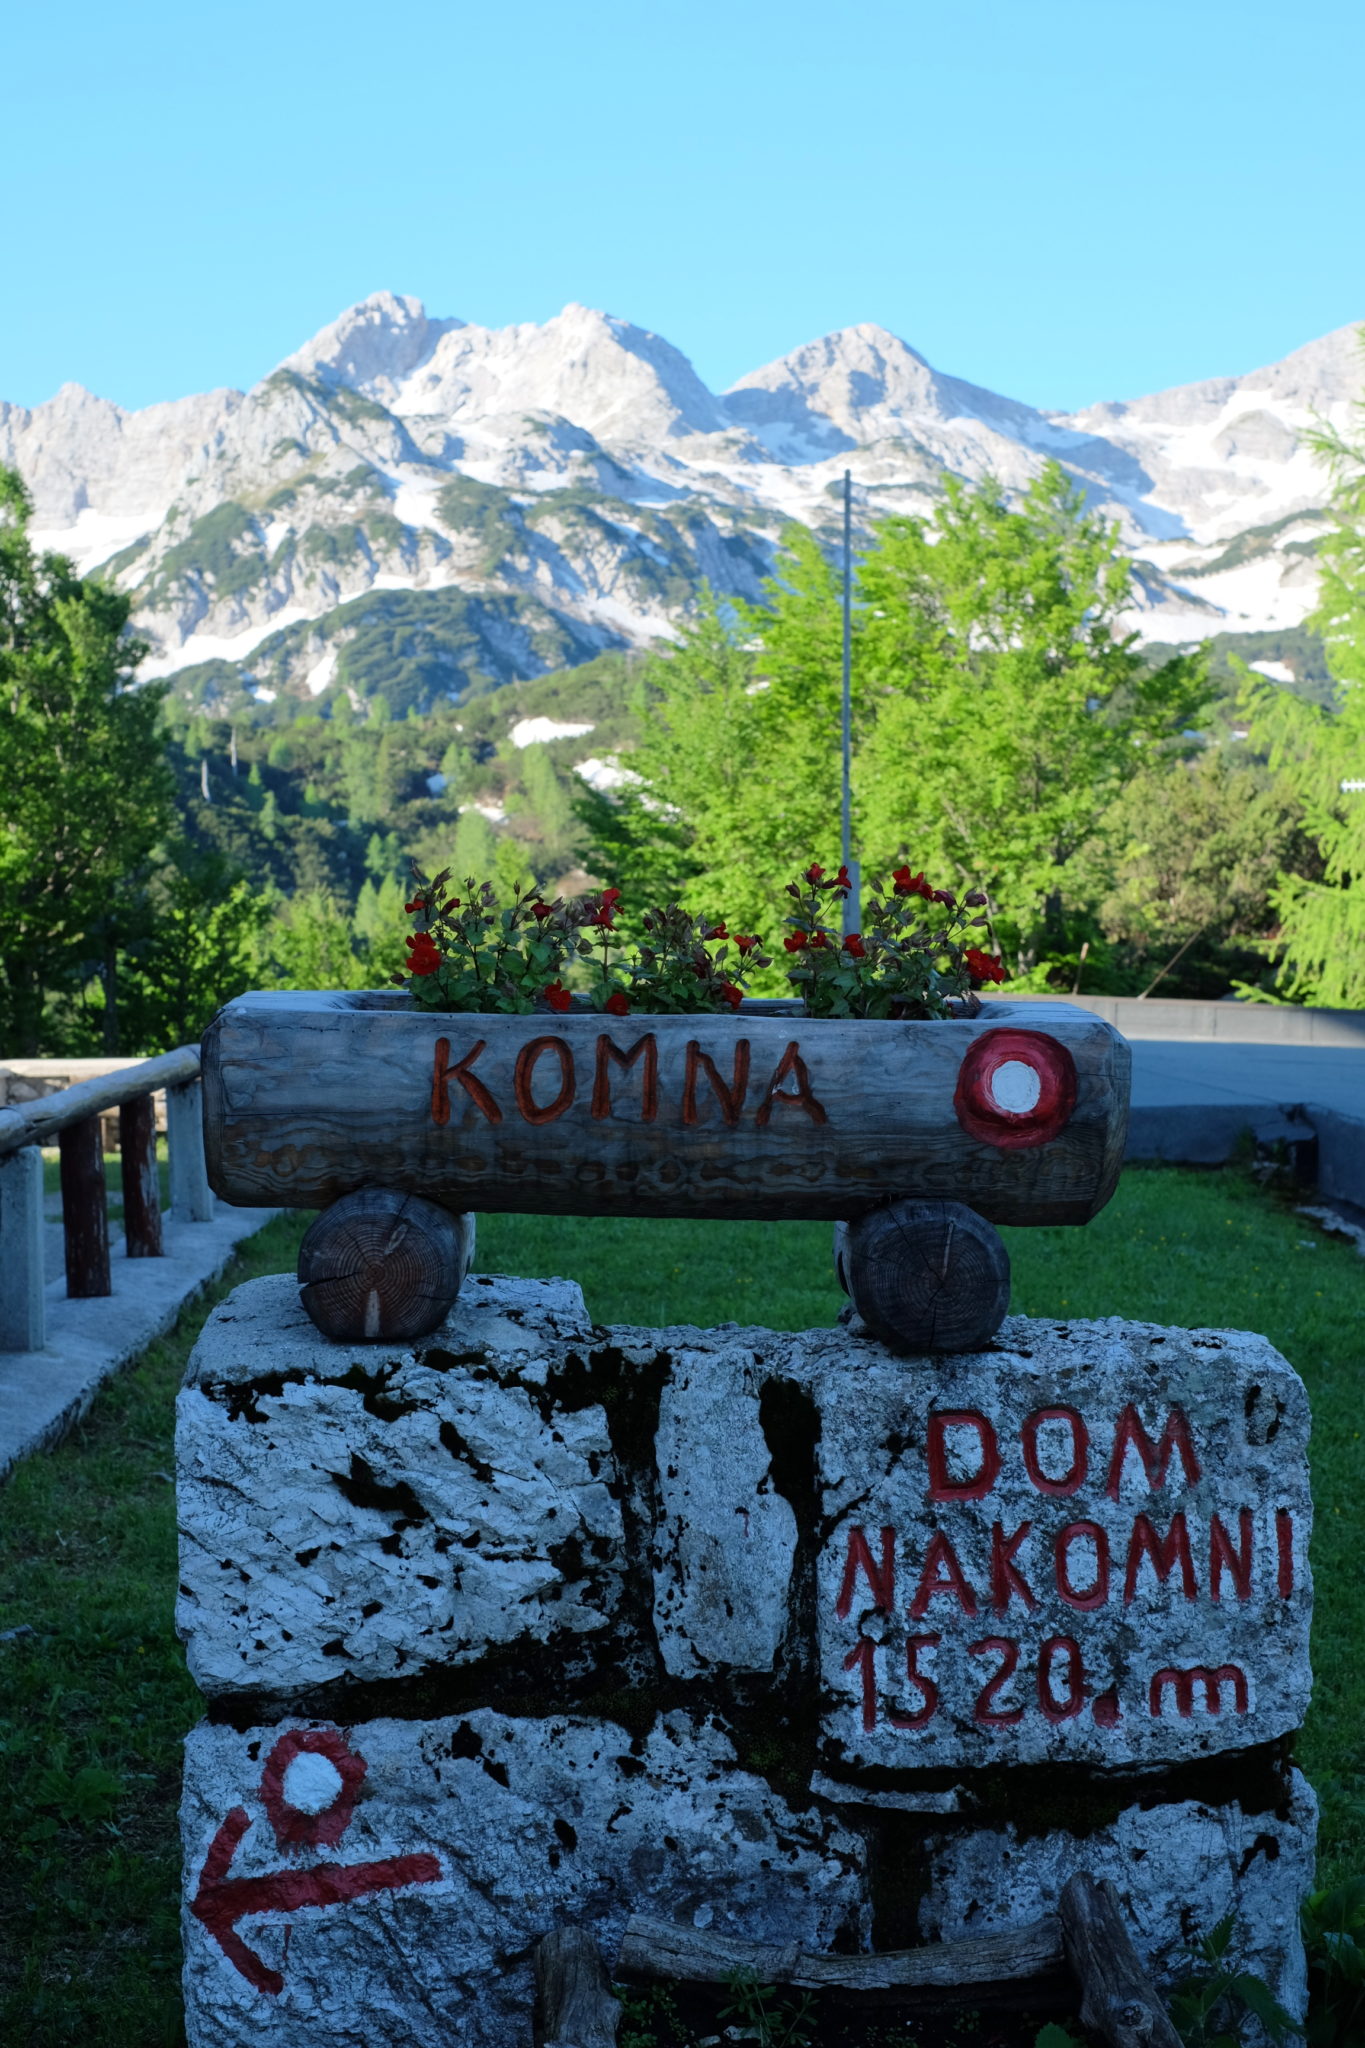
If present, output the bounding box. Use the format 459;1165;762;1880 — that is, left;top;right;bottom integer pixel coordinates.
259;1728;367;1848
953;1028;1077;1150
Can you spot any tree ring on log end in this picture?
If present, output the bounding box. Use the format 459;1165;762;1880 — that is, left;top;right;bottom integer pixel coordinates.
953;1028;1077;1150
843;1198;1010;1355
297;1187;473;1344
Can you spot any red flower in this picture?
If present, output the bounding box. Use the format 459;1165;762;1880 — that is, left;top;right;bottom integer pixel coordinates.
604;989;630;1016
404;898;423;914
709;921;728;939
443;898;460;913
530;900;554;921
964;947;1008;986
893;867;933;900
405;932;441;978
719;982;744;1010
805;864;824;883
809;931;828;949
843;932;866;958
542;981;573;1012
601;887;622;906
784;930;808;952
734;934;759;954
836;865;852;889
931;889;956;907
588;906;616;929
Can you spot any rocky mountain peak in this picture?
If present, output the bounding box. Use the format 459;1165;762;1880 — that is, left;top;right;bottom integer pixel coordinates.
378;300;729;445
281;291;467;404
722;321;1052;456
2;296;1360;684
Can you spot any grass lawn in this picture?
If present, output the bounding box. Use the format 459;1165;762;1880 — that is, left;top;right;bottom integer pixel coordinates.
1;1164;1362;2045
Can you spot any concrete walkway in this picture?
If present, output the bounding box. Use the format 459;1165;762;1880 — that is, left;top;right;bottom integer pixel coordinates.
0;1202;276;1483
1126;1041;1365;1211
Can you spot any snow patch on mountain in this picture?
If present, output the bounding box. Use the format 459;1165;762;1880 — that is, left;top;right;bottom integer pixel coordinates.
4;293;1361;694
510;717;595;747
1056;323;1363;542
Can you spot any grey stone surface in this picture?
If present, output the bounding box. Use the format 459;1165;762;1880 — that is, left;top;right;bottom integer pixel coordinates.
177;1283;1313;1777
181;1708;870;2048
651;1344;797;1676
918;1767;1317;2024
809;1317;1312;1773
176;1274;625;1695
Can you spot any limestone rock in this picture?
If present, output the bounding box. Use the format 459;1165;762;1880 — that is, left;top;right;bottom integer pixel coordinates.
651;1344;798;1676
176;1274;626;1694
918;1767;1318;2024
180;1708;870;2048
808;1316;1313;1773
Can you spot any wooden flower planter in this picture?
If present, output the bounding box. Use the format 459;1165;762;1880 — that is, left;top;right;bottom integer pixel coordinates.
201;989;1130;1352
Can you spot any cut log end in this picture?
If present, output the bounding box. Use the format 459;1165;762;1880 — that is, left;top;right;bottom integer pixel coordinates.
297;1188;473;1344
534;1925;620;2048
841;1198;1010;1354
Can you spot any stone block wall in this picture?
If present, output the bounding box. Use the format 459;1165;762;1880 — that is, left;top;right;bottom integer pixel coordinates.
176;1272;1316;2044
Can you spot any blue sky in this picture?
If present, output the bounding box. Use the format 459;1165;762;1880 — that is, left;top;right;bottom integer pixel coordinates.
4;0;1362;416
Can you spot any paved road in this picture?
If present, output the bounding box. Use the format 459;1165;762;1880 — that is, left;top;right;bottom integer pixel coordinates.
1125;1039;1365;1209
1130;1041;1365;1117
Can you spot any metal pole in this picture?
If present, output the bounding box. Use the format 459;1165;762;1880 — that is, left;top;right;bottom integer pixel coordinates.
841;470;860;935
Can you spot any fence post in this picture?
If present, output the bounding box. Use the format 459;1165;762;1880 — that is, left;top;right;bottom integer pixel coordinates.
119;1092;164;1257
167;1078;214;1223
0;1145;46;1351
59;1112;112;1298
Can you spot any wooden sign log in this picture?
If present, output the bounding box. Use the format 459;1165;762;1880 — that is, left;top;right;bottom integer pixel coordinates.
297;1189;474;1341
618;1886;1179;2042
615;1909;1066;2000
840;1198;1011;1352
202;993;1129;1228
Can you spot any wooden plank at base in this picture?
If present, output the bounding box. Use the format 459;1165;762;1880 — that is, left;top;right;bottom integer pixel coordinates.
202;992;1130;1226
616;1910;1064;1993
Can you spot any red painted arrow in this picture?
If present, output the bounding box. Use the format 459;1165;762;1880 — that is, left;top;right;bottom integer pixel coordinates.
191;1805;442;1994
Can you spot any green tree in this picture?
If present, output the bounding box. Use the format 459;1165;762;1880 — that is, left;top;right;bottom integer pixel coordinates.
0;466;174;1052
515;742;579;870
1244;343;1365;1004
856;465;1206;971
352;871;407;963
590;581;839;935
450;806;497;879
116;849;272;1049
255;889;369;991
1097;751;1305;996
588;468;1205;964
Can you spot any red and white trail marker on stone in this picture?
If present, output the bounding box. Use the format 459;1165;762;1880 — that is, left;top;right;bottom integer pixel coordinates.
190;1730;442;1996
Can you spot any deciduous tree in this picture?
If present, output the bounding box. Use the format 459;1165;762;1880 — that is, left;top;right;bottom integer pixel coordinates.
0;466;174;1052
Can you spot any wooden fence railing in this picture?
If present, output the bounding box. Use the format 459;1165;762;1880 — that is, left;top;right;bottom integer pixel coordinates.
0;1047;212;1353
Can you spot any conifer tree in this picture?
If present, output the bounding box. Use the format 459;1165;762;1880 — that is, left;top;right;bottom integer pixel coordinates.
1246;340;1365;1004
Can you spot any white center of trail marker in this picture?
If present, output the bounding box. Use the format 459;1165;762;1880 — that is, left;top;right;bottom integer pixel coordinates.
282;1751;345;1815
990;1059;1042;1114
